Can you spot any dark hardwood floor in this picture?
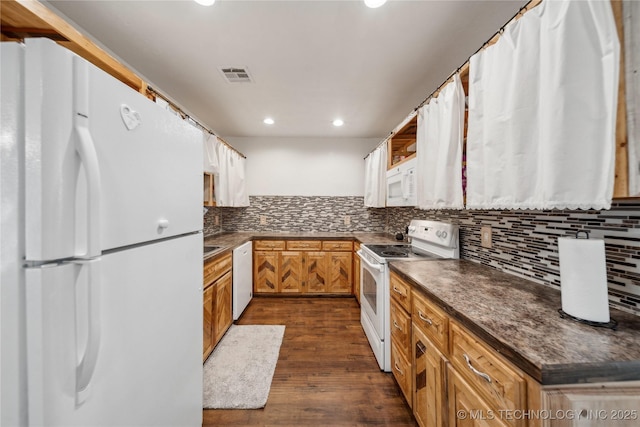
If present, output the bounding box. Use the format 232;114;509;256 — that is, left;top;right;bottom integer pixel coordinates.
202;296;417;427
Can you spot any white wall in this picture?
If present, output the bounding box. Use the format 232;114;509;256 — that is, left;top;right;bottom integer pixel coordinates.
226;137;381;196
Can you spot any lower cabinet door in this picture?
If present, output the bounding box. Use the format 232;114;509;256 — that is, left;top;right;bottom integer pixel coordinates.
280;251;303;293
391;340;413;408
448;365;510;427
254;251;279;293
203;285;214;361
305;252;328;293
213;271;233;344
413;324;446;427
328;251;352;293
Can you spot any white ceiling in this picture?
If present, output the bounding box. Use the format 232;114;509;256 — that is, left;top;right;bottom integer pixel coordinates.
46;0;527;139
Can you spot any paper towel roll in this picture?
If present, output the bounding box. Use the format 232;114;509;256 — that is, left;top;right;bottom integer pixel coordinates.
558;235;610;323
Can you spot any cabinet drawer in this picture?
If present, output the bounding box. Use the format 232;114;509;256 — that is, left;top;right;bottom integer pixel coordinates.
203;251;232;286
390;298;411;360
254;240;286;251
322;240;353;251
390;272;411;312
286;240;322;251
391;340;413;408
412;290;449;355
448;365;511;427
450;322;526;425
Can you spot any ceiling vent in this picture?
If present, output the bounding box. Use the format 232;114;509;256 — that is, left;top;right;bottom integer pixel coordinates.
219;67;253;83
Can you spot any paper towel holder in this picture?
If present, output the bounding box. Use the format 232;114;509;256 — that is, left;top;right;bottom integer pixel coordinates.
575;230;590;239
558;309;618;330
558;229;618;330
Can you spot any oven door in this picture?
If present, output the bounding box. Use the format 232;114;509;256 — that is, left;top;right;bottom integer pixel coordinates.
357;250;388;370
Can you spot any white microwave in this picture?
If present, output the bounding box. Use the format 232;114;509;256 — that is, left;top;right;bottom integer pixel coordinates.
386;158;417;207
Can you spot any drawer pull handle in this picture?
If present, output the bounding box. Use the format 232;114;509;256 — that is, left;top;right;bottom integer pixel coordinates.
394;362;404;375
393;320;403;331
418;311;433;326
392;286;404;296
463;354;492;383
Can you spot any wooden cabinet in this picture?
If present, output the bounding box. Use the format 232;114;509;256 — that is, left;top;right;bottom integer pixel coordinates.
541;382;640;427
448;365;510;427
327;251;352;293
253;240;284;294
390;298;412;358
387;115;417;169
203;252;233;361
395;271;640;427
203;285;214;358
390;272;530;427
391;340;413;406
450;323;526;427
413;323;446;427
413;290;449;354
390;272;413;408
305;251;328;293
280;251;304;293
212;271;232;344
253;239;353;295
203;172;215;206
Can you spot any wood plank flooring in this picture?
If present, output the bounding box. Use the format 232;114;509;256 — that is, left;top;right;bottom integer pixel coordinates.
202;297;417;427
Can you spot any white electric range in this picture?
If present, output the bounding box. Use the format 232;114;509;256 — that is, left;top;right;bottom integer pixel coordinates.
357;219;459;371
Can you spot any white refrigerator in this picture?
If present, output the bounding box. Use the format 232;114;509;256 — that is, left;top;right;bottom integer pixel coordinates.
1;39;203;426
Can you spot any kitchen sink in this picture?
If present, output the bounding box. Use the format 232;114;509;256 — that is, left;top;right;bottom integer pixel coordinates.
203;245;222;254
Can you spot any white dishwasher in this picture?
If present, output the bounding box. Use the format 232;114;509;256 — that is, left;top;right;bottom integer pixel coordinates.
232;241;253;320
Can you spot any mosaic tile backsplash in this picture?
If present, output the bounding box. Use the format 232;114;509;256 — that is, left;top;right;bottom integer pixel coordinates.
206;196;640;316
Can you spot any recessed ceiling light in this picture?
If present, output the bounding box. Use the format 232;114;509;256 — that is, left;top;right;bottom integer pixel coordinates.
364;0;387;8
263;118;275;125
333;119;344;127
194;0;215;5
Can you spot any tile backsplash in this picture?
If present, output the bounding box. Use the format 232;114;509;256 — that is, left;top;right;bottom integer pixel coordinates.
214;196;386;232
206;196;640;316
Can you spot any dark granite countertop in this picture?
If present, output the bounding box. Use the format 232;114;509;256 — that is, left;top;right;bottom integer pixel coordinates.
389;259;640;386
202;231;399;261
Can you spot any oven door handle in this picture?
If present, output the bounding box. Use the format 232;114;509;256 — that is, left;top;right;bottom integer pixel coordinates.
357;250;385;272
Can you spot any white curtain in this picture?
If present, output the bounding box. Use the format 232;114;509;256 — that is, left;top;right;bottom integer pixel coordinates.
416;74;465;210
216;141;249;207
626;0;640;197
466;0;620;210
202;133;249;207
364;143;387;207
202;132;220;174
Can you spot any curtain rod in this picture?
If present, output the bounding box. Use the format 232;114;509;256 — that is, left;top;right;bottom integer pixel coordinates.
365;0;542;160
414;0;542;112
147;86;247;159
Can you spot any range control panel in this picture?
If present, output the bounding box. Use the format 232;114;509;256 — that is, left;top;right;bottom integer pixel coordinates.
407;220;458;249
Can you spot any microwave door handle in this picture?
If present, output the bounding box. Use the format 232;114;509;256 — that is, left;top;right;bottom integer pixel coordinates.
401;171;408;199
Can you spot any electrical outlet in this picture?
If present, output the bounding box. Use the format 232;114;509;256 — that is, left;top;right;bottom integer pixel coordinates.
344;215;351;226
481;226;492;249
259;215;267;225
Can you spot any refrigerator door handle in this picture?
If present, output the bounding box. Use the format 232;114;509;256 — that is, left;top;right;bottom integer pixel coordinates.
73;56;102;259
74;258;102;404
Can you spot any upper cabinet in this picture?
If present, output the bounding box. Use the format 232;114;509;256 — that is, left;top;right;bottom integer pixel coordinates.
203;173;216;207
387;116;417;170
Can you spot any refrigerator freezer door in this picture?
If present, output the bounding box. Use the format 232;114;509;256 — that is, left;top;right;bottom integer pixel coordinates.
25;234;203;426
23;39;202;261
